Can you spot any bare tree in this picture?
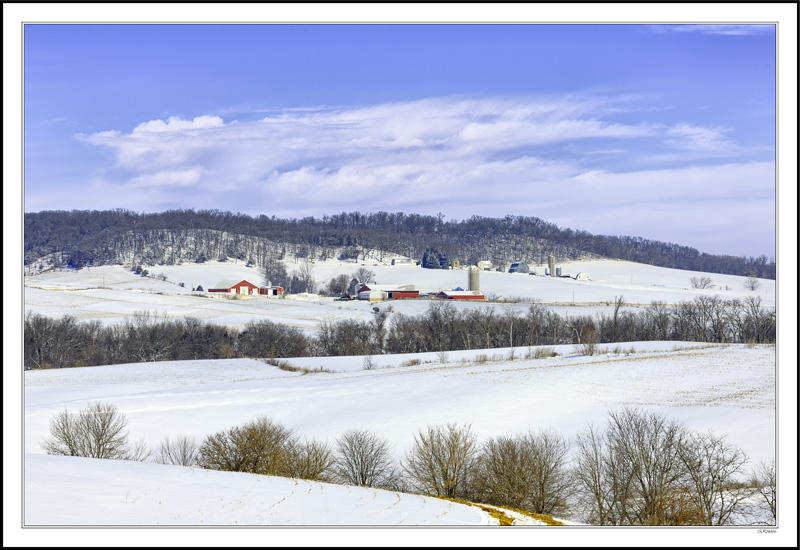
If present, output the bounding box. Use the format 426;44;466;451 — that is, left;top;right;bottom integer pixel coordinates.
646;300;672;341
198;416;296;476
127;437;153;462
402;423;478;499
576;321;599;356
294;261;316;293
573;423;617;525
42;402;133;460
606;408;688;525
750;458;776;524
362;355;377;370
353;267;376;285
678;430;751;525
690;276;714;289
573;408;693;525
287;437;335;482
744;276;760;291
609;295;626;342
334;428;400;489
154;434;200;466
325;273;350;296
261;257;288;287
473;430;572;515
522;430;573;515
473;435;532;509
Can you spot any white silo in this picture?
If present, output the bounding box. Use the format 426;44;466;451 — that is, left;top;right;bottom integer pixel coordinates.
548;255;556;277
468;267;480;292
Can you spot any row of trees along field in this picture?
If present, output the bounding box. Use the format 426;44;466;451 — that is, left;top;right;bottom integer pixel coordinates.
24;209;775;278
24;295;775;370
41;403;776;526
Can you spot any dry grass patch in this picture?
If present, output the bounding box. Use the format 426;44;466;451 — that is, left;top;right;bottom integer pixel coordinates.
435;497;563;526
262;358;332;374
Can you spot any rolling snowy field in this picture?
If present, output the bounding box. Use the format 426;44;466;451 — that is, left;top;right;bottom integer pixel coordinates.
23;258;776;332
14;258;793;546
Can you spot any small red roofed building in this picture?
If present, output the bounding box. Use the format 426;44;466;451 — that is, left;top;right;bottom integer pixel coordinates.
357;284;419;301
209;279;283;296
437;290;485;301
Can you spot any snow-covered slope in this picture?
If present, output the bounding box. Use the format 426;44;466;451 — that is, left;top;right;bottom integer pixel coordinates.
23;345;776;471
24;454;495;526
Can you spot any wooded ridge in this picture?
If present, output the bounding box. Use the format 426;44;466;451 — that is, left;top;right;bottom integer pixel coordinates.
24;209;775;279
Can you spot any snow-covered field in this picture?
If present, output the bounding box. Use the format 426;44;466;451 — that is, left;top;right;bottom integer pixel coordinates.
12;258;794;546
23;258;776;331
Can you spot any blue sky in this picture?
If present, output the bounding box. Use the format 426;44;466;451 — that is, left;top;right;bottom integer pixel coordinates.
22;22;779;258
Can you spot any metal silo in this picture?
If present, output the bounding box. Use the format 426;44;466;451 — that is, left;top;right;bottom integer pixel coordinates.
468;267;480;291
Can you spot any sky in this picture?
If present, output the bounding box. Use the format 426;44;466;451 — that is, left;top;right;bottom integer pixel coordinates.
13;6;792;260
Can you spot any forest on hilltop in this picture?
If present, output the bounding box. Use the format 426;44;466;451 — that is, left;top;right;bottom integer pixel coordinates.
23;209;775;279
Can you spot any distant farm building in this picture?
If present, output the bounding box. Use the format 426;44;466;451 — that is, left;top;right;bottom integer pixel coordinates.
437;290;485;301
209;279;283;296
357;284;420;302
260;285;284;296
574;272;591;281
391;257;415;265
476;261;493;271
508;261;530;274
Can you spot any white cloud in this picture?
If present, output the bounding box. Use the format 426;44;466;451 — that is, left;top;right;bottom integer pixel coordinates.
131;115;224;134
72;96;773;255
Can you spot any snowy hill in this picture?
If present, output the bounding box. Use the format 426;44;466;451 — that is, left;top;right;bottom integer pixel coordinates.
16;256;785;542
23;344;775;531
23;258;775;331
24;454;502;526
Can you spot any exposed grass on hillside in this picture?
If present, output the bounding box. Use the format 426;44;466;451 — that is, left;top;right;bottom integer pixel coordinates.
435;496;563;526
261;358;332;375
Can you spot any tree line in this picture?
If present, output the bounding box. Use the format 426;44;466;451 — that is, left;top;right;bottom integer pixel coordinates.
41;403;776;525
24;209;775;279
24;294;775;370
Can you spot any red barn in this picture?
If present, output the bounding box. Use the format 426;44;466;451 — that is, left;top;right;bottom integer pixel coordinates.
437;290;485;301
209;279;262;295
357;284;420;301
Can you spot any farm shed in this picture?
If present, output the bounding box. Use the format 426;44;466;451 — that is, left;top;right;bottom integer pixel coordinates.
209;279;261;295
476;261;493;271
574;272;591;281
357;284;420;301
508;261;530;274
391;257;415;265
259;285;284;296
437;290;485;301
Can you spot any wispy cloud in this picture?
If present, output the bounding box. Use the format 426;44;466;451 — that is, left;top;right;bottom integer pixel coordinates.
664;123;737;153
648;24;775;36
71;95;774;254
78;96;750;200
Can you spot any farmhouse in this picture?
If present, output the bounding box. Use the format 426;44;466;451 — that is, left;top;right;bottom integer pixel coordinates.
357;284;420;302
476;261;493;271
437;290;485;301
209;279;283;296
